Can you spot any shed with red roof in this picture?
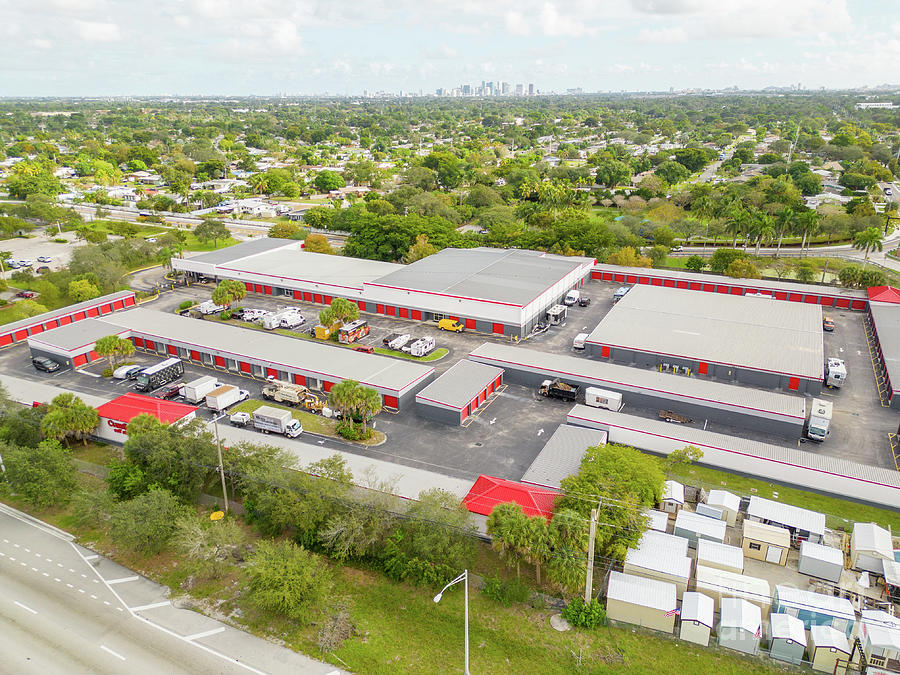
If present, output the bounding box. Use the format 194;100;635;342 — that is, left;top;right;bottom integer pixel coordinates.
95;392;197;442
462;475;558;520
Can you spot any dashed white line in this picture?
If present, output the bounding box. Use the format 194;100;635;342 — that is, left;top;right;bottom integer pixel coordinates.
24;547;30;553
31;567;38;572
78;589;85;594
185;627;226;641
100;645;126;661
103;601;110;605
20;562;26;567
2;538;8;543
13;543;19;548
54;577;61;582
90;594;97;599
66;583;73;588
107;576;139;585
129;601;170;612
14;601;37;615
68;568;75;573
42;572;48;577
81;574;87;578
9;557;15;562
57;563;63;568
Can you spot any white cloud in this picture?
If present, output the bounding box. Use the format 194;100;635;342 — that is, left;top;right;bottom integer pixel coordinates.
637;26;688;44
73;19;121;42
504;11;531;36
539;2;595;37
30;38;52;49
630;0;703;14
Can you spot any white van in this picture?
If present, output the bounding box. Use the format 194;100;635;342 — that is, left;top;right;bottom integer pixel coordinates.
573;333;589;350
563;290;581;306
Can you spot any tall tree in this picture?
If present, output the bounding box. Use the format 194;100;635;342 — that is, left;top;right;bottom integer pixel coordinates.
39;393;98;447
404;234;438;263
211;278;247;307
194;219;230;249
852;227;884;269
2;439;77;507
94;334;135;372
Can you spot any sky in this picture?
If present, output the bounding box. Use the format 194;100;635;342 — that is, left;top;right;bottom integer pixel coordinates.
1;0;898;97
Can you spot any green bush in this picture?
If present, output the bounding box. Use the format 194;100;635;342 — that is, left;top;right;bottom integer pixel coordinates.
336;419;372;441
219;310;233;320
101;367;113;377
53;238;67;243
381;534;457;588
562;597;608;628
178;300;194;311
481;575;530;606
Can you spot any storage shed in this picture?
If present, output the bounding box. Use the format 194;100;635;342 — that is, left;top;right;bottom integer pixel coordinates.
623;530;692;595
660;480;684;514
696;503;723;520
643;508;669;533
697;539;744;574
858;609;900;673
414;359;504;426
706;489;740;527
679;592;714;647
772;585;856;638
462;475;558;520
605;571;677;634
747;495;825;545
520;424;607;489
809;625;850;675
769;612;807;665
673;509;726;548
695;565;771;613
798;541;844;584
850;522;893;574
717;598;762;655
742;519;791;565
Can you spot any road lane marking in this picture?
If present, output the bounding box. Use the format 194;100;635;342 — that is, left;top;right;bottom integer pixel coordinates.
100;645;126;661
83;554;99;561
42;573;48;577
186;627;226;641
78;589;85;594
91;594;97;599
66;583;73;588
130;601;170;611
31;567;38;572
13;544;19;548
24;548;30;552
107;576;139;585
54;578;60;582
14;601;37;614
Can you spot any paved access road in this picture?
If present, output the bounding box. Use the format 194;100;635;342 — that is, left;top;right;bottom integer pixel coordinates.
0;503;342;675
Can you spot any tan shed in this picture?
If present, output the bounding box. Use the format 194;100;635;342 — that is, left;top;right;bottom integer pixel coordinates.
694;565;771;614
624;531;692;596
679;592;714;647
697;539;744;574
742;519;790;565
809;625;851;674
605;571;677;634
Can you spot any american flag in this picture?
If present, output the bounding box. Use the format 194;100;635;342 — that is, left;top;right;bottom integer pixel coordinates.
754;625;762;639
665;608;681;617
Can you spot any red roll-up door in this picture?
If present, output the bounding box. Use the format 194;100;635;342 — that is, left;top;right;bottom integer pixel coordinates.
601;346;610;358
253;284;263;294
293;373;306;386
293;290;302;300
716;286;729;294
677;281;688;289
492;323;504;334
14;329;28;341
663;279;675;288
688;281;702;290
75;311;87;320
113;300;124;310
730;287;743;295
835;298;850;308
819;296;834;306
323;381;333;392
803;295;818;304
323;295;332;304
626;275;637;284
495;375;502;387
788;377;800;391
449;316;459;322
465;318;476;329
358;301;366;311
73;354;87;367
384;395;398;408
145;340;155;350
124;295;135;306
167;345;177;355
29;325;43;335
239;361;251;373
386;306;395;316
487;382;493;395
263;286;272;295
245;282;253;292
59;315;72;325
190;350;201;361
702;284;715;292
214;355;225;367
134;337;145;348
101;303;113;314
88;350;99;362
788;293;801;301
614;273;625;282
398;308;408;318
0;334;12;347
376;304;384;314
774;291;787;300
411;310;421;320
266;367;278;379
851;300;867;310
651;278;662;286
460;406;468;422
698;362;708;375
639;277;649;285
44;321;58;330
303;292;312;302
470;397;479;412
87;307;99;317
480;390;486;403
314;294;323;304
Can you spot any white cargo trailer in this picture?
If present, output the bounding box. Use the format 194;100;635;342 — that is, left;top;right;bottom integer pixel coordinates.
205;385;247;411
806;398;832;442
584;387;623;411
180;375;219;403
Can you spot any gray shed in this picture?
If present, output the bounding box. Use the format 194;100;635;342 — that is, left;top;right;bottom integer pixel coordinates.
799;541;844;584
414;360;503;425
718;597;762;655
673;509;726;548
769;612;807;665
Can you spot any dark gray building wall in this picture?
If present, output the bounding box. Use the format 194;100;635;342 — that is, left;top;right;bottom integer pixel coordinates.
416;402;461;426
28;345;73;371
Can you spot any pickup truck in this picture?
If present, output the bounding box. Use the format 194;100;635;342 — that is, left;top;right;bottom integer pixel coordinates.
539;378;580;401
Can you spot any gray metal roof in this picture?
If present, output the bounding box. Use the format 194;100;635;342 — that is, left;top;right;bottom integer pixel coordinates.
707;489;741;513
810;625;850;652
769;613;806;644
775;586;855;619
870;301;900;392
625;542;692;580
720;598;762;634
26;317;125;352
674;509;727;540
369;248;594;306
748;496;826;536
586;285;824;380
180;237;296;266
100;308;434;393
520;424;607;489
606;571;676;612
851;522;893;558
564;404;900;508
0;290;133;336
680;592;714;626
697;540;744;570
469;342;807;423
799;541;843;566
414;359;503;410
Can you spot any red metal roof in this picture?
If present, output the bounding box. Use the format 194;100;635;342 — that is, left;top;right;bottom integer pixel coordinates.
868;286;900;305
95;392;197;425
462;475;558;520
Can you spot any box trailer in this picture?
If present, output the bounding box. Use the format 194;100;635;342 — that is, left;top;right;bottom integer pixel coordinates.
179;375;220;403
205;385;247;411
252;405;303;438
806;398;832;442
584;387;622;411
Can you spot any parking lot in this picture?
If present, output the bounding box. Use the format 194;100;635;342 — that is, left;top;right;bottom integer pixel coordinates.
0;229;83;281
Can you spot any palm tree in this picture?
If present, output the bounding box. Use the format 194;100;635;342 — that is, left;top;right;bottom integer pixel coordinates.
328;379;361;421
796;209;821;257
356;386;382;434
754;213;775;256
852;227;884;269
775;206;794;257
725;207;747;248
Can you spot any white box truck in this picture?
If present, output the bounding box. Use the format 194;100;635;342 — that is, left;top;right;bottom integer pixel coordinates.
573;333;589;350
180;375;220;403
279;312;306;329
252;405;303;438
585;387;623;411
806;398;832;442
825;358;846;388
263;309;296;330
205;385;248;411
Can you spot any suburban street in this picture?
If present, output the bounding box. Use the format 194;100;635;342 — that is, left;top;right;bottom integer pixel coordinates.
0;504;341;675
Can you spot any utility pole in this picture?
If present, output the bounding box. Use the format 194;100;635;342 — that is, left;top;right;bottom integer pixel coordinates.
213;415;229;514
584;505;599;603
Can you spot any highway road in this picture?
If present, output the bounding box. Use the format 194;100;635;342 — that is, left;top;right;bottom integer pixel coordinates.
0;503;341;675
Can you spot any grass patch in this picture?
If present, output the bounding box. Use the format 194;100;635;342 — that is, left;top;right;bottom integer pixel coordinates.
669;463;900;531
229;399;386;445
71;442;120;466
180;231;239;252
373;347;449;362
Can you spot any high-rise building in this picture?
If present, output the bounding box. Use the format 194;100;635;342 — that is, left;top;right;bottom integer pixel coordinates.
528;83;534;96
515;83;524;96
501;82;510;95
462;84;471;96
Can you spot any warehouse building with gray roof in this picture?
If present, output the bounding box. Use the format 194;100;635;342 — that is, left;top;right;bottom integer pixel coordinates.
414;359;504;426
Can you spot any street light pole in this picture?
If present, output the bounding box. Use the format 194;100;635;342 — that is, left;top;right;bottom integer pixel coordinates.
433;570;470;675
213;414;229;514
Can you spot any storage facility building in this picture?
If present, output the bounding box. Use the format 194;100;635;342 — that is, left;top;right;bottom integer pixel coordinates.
94;393;197;443
697;539;744;575
27;317;132;371
850;522;894;574
772;585;856;638
706;489;741;527
605;571;677;634
679;592;714;647
673;509;726;548
414;360;503;426
563;404;900;510
584;285;825;394
694;565;771;613
798;541;844;584
742;520;791;566
623;530;692;595
172;242;595;338
462;475;558;520
520;424;608;489
769;612;807;666
468;342;808;437
717;598;762;656
867;286;900;408
808;625;851;675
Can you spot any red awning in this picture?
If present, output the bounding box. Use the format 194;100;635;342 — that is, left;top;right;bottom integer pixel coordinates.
463;475;558;520
868;286;900;305
95;392;197;425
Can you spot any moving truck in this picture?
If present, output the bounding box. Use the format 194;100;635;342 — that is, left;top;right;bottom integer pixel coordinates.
205;385;248;411
263;308;304;330
806;398;832;442
825;358;846;388
252;406;303;437
180;375;220;403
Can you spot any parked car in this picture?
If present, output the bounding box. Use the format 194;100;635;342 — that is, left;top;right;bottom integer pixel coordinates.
823;315;835;332
157;383;183;399
437;318;465;332
36;256;52;263
577;297;591;307
32;356;60;372
17;259;32;267
15;290;37;298
6;260;20;269
35;266;50;274
352;344;374;354
113;364;143;380
671;245;684;252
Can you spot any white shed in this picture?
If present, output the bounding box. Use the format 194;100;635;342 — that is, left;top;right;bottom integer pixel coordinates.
809;625;850;674
769;612;807;665
624;531;692;595
718;597;762;655
798;541;844;584
605;571;677;634
859;610;900;672
707;489;740;526
661;480;684;514
747;495;825;544
679;592;714;647
642;508;669;532
673;509;726;548
695;565;771;613
850;522;893;574
697;539;744;574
